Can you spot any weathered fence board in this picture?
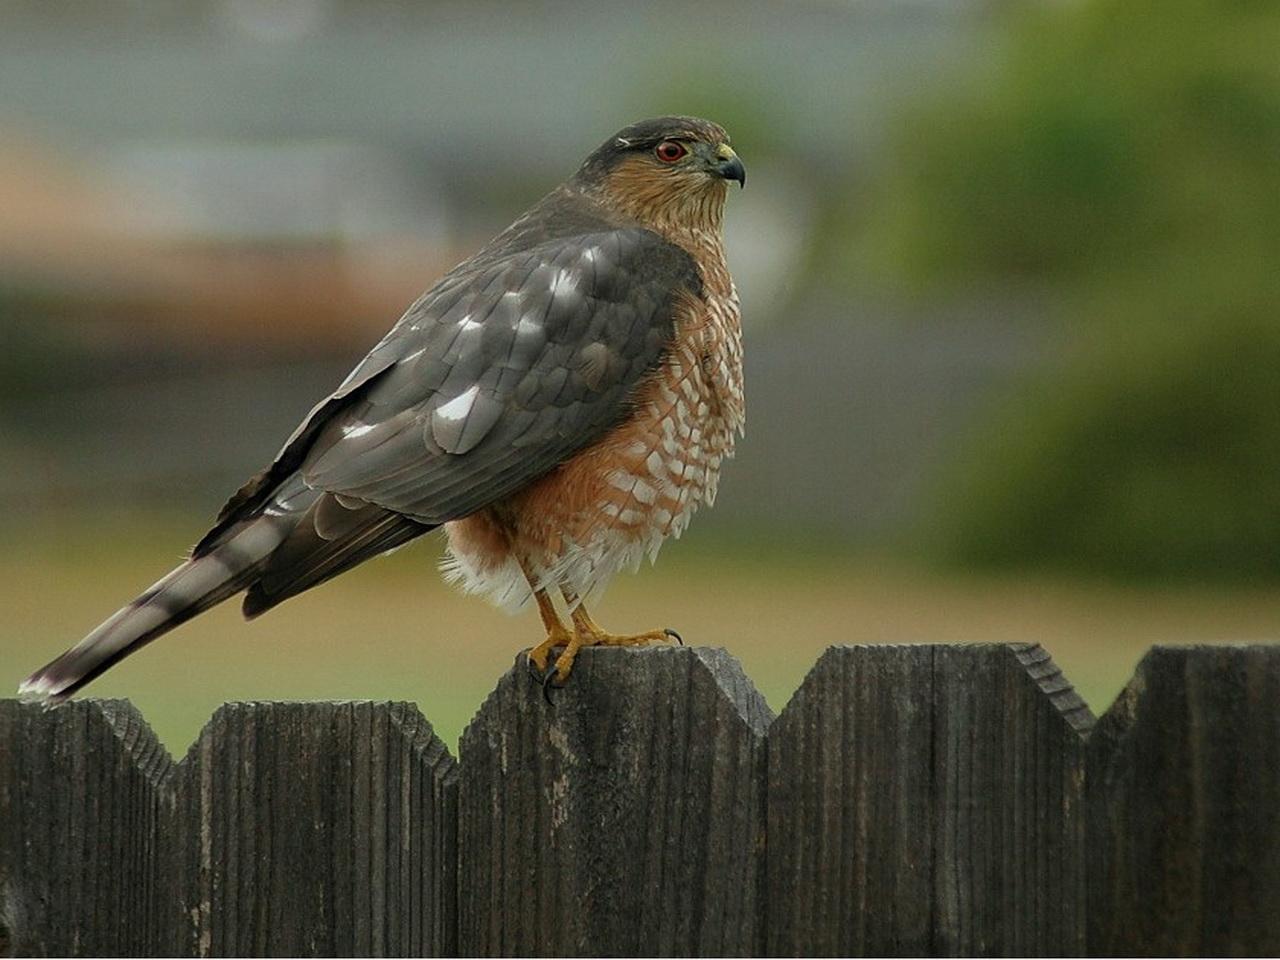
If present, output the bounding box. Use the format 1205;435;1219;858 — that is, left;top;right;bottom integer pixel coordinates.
0;699;173;957
1087;645;1280;956
1;642;1278;958
173;701;458;957
931;644;1093;956
459;646;772;957
766;644;1094;957
0;699;456;958
765;644;936;955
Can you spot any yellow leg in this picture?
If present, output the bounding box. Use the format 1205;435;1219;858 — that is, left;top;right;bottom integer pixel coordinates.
525;587;573;674
541;588;681;685
513;548;575;676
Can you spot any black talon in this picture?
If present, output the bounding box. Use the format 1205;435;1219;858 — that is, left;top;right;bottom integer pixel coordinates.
541;667;562;704
528;643;567;687
664;628;683;646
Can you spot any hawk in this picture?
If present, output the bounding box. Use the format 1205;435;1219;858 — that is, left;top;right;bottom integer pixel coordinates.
19;116;746;703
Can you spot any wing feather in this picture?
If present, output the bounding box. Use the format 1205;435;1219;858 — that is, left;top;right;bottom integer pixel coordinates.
183;190;704;619
295;228;700;523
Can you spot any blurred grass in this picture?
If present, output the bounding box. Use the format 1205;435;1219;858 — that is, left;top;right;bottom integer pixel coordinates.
3;509;1279;758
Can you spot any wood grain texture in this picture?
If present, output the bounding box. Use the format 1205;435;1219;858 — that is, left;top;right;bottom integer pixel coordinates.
765;644;935;955
172;700;458;957
1087;645;1280;957
766;644;1094;957
0;699;174;957
458;646;773;957
3;641;1279;958
931;643;1093;956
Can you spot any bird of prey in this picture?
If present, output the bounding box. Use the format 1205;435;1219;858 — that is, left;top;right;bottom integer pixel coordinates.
19;115;746;703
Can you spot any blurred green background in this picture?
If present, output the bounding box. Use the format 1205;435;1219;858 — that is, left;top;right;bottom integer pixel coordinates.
2;0;1278;754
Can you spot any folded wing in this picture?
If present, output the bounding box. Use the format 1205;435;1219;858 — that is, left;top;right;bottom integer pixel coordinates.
204;227;701;615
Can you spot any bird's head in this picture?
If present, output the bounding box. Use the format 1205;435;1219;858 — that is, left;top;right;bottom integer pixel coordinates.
572;116;744;237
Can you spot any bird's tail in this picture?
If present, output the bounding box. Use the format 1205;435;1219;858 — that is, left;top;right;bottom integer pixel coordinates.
17;516;291;705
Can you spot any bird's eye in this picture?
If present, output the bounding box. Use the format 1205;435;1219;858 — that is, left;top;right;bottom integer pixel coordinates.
655;140;687;163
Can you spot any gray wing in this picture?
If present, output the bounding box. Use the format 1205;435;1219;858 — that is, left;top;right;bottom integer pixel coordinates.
196;227;701;614
300;228;700;519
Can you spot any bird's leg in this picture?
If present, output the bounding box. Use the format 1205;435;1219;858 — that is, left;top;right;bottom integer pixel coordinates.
514;549;574;680
524;586;574;678
541;587;682;686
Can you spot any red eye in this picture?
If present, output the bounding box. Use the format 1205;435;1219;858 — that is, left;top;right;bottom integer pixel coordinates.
655;140;687;163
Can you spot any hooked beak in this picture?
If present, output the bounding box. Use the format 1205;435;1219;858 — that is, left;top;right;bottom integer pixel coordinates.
714;143;746;188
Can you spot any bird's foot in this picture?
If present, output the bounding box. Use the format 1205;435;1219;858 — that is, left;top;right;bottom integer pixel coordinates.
526;625;574;682
541;618;682;692
523;589;681;700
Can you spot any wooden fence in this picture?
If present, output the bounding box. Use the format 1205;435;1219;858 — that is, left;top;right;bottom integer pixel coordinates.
1;643;1277;957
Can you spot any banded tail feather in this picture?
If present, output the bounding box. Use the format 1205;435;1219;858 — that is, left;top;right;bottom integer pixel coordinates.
17;495;433;705
16;516;291;705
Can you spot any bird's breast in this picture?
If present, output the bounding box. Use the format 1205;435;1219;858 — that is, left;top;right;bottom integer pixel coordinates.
445;241;745;605
510;268;742;548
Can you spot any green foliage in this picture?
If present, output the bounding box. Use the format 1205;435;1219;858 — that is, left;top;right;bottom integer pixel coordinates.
926;298;1280;581
864;0;1280;579
859;0;1280;289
